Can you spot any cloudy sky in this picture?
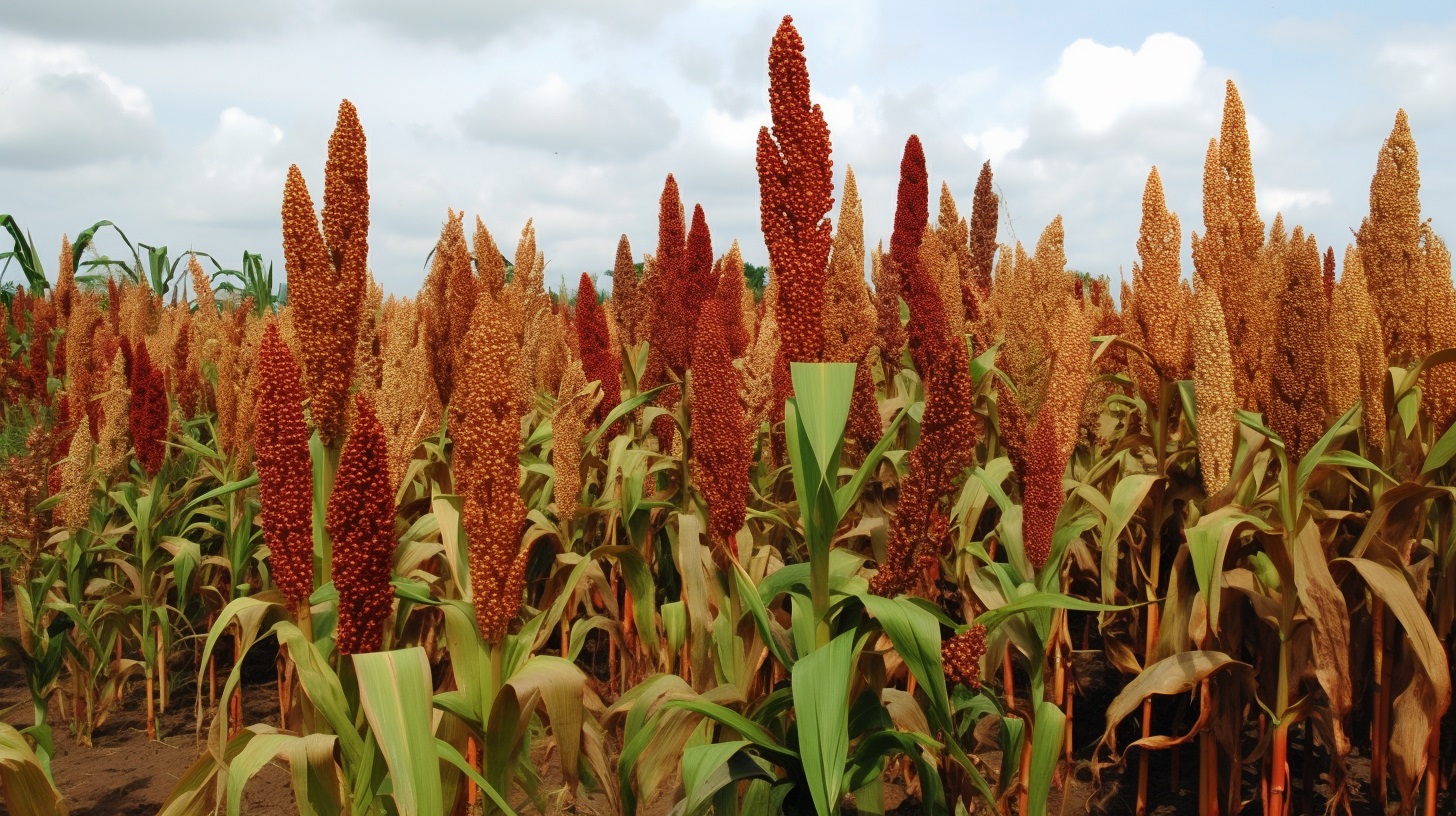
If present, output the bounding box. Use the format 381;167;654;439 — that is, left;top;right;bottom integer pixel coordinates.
2;1;1453;296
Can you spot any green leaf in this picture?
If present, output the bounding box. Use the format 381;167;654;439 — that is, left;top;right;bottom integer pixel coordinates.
974;591;1134;634
353;648;444;816
1185;507;1269;634
1027;702;1066;816
792;631;857;816
1424;418;1456;473
0;722;65;816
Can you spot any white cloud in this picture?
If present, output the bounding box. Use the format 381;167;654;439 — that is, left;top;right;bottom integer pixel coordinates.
0;39;161;169
335;0;682;49
172;108;288;227
1260;186;1334;218
1;1;291;41
1379;39;1456;105
964;126;1027;163
458;74;680;160
1044;33;1205;133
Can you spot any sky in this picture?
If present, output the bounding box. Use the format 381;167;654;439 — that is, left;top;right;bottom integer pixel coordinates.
1;1;1453;297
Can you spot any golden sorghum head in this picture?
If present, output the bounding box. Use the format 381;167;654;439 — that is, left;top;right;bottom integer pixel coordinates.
1130;167;1190;388
552;360;594;523
378;296;441;492
759;15;832;365
451;291;531;644
425;209;476;406
57;420;95;529
1328;246;1387;448
94;349;130;482
474;215;506;296
189;254;217;320
871;241;904;369
1267;227;1330;463
1192;274;1237;495
610;234;645;349
1220;81;1264;259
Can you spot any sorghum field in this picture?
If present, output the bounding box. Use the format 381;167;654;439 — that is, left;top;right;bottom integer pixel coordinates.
2;15;1453;816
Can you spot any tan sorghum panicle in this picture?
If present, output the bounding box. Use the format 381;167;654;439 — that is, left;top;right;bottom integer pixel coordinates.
57;419;94;529
95;350;130;481
822;167;880;446
1267;227;1330;463
1329;246;1387;446
353;274;383;405
1192;274;1237;495
1221;82;1264;259
741;291;781;452
1044;299;1093;464
552;360;593;522
531;306;571;403
424;210;476;405
1418;228;1456;431
65;292;100;420
1130;167;1190;390
120;280;158;345
378;297;441;492
1355;108;1456;428
999;220;1075;420
1358;110;1422;359
870;241;903;367
602;299;622;362
513;219;542;300
610;235;644;348
452;291;530;644
921;224;963;336
936;181;977;327
474;215;506;296
189;254;217;320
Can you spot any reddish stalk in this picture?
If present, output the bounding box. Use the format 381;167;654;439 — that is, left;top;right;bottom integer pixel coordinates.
1137;603;1161;815
1268;720;1290;816
1372;598;1388;807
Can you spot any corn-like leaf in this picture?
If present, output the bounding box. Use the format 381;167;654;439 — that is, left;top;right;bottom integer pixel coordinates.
1026;701;1066;816
0;722;66;816
792;630;857;816
354;647;445;816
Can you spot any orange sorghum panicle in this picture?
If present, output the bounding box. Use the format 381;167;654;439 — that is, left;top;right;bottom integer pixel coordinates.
254;323;316;610
452;291;531;644
759;15;832;366
328;395;395;655
691;258;750;565
1268;227;1330;463
474;215;506;296
611;235;645;349
942;625;987;689
575;273;621;432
